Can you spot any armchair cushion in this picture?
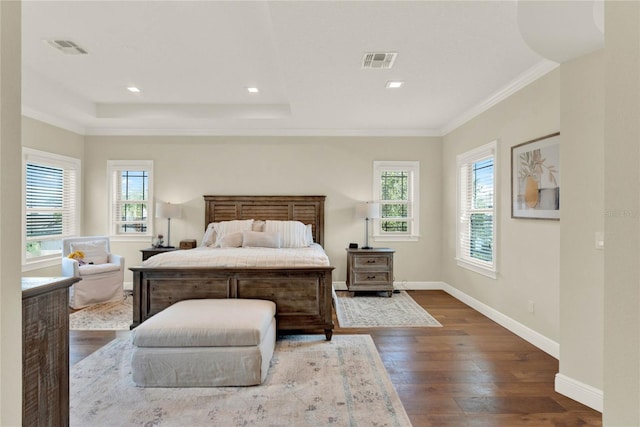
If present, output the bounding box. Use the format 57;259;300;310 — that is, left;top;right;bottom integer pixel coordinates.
69;240;109;265
78;262;121;276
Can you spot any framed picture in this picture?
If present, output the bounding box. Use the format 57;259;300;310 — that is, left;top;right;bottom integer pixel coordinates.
511;132;560;220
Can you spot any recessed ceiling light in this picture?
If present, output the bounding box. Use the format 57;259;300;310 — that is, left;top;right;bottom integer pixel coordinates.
247;87;259;93
386;81;404;89
127;86;141;93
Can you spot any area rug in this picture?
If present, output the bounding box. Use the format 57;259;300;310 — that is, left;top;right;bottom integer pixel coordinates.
69;293;132;330
334;290;442;328
70;334;412;427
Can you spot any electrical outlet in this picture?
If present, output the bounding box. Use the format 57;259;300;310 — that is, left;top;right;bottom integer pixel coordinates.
528;300;535;314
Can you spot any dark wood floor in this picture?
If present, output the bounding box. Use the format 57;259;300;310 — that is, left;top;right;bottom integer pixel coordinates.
69;290;602;427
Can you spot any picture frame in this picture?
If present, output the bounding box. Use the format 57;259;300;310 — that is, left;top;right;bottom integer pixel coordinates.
511;132;560;220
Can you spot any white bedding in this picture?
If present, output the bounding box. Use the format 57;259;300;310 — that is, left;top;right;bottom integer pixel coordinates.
142;243;330;268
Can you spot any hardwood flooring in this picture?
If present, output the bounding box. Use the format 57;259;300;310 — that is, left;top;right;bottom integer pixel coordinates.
69;290;602;427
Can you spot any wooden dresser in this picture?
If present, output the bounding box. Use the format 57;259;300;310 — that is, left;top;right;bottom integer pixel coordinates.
345;248;395;297
22;276;79;427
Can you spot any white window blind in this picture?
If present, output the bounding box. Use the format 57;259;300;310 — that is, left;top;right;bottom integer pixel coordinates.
23;148;80;267
373;161;419;241
456;142;497;278
108;160;153;239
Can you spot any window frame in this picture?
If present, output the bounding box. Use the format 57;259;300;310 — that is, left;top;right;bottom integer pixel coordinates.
22;148;81;271
107;160;154;242
456;141;498;278
372;160;420;242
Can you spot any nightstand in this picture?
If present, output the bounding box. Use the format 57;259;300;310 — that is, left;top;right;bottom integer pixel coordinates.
345;248;395;297
141;246;178;261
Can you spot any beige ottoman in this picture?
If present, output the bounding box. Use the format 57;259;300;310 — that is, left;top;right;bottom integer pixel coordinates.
131;299;276;387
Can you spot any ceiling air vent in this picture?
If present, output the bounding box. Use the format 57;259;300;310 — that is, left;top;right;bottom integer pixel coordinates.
361;52;397;69
46;39;88;55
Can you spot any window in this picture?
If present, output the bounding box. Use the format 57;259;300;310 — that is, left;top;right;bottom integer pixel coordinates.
456;141;497;278
373;161;419;241
23;148;80;269
108;160;153;239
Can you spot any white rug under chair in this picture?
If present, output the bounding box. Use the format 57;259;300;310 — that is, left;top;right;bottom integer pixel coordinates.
69;292;132;330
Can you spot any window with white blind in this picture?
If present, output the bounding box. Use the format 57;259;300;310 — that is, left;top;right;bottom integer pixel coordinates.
108;160;154;239
456;141;497;278
373;161;419;241
23;148;81;269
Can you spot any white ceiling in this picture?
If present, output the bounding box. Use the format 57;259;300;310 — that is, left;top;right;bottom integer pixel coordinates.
22;1;562;137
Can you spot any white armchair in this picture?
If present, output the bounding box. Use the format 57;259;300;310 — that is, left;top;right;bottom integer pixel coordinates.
62;236;125;309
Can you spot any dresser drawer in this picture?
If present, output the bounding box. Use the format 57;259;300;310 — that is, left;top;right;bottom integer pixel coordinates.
353;255;391;270
353;271;391;285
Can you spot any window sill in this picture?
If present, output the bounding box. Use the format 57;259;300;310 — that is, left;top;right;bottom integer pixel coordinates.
373;235;419;242
110;235;153;243
456;258;497;279
22;257;61;273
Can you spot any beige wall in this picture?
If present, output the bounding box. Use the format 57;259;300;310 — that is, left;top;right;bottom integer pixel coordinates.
83;135;443;285
22;116;85;159
0;1;22;425
603;2;640;424
442;70;561;341
559;50;604;393
21;116;85;277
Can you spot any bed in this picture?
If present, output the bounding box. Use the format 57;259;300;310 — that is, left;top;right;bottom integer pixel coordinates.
130;195;335;340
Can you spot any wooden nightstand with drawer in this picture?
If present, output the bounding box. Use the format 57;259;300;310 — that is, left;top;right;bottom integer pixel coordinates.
140;246;178;261
345;248;395;297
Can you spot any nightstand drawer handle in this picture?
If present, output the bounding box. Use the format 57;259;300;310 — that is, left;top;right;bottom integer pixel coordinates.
366;260;376;263
367;275;376;280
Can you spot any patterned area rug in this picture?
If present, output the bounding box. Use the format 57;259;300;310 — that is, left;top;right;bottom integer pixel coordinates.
334;290;442;328
70;334;412;427
69;293;132;330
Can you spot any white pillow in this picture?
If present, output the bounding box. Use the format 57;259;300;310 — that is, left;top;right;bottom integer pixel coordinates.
264;220;310;248
306;224;314;243
214;220;254;247
69;240;109;265
200;222;217;247
242;230;281;248
217;231;243;248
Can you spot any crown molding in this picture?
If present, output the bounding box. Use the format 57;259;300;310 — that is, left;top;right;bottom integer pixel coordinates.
84;127;442;137
440;59;559;136
22;107;86;136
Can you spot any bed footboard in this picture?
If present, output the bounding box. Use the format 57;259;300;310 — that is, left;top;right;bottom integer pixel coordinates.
130;266;335;340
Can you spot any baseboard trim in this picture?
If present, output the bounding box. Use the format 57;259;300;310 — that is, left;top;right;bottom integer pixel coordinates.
332;281;443;292
335;280;560;357
333;280;602;411
439;282;560;359
555;374;603;412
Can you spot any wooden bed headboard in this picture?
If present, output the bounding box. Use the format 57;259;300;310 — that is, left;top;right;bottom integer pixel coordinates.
203;195;326;247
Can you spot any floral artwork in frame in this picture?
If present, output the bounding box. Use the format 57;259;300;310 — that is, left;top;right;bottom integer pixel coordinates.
511;132;560;220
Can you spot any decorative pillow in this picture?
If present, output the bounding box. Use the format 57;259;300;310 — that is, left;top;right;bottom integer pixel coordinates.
217;232;244;248
214;220;254;247
200;222;216;247
200;223;217;247
69;240;109;265
264;220;310;248
242;230;281;248
252;220;265;232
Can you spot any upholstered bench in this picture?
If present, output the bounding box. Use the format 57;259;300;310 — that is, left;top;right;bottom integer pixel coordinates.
131;299;276;387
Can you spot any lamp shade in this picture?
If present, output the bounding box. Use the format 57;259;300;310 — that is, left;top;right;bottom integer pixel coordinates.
356;202;380;219
155;202;182;219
